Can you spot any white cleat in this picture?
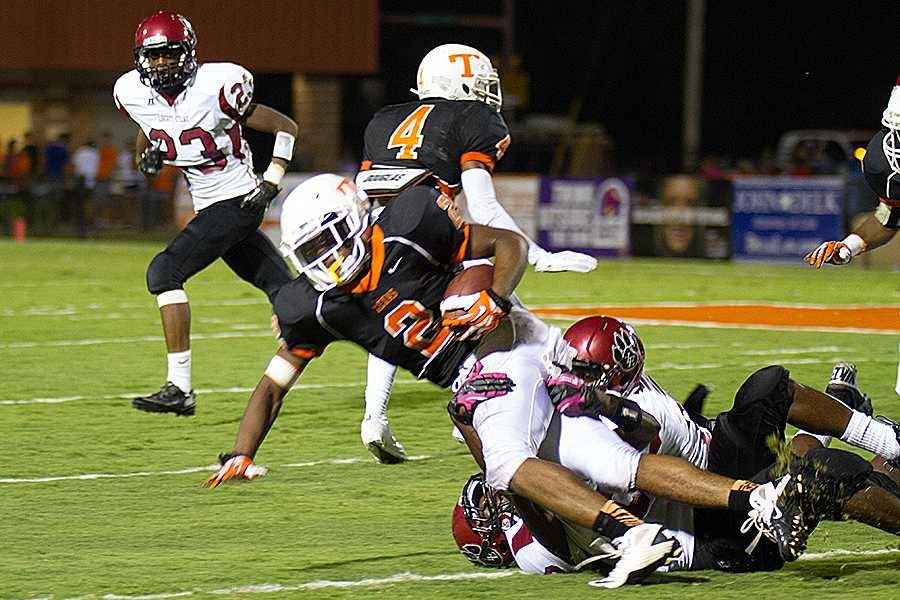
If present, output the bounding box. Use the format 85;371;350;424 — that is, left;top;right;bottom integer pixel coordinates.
588;523;682;588
360;416;407;464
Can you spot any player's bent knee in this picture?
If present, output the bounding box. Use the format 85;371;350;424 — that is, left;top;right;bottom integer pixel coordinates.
146;252;185;296
732;365;791;416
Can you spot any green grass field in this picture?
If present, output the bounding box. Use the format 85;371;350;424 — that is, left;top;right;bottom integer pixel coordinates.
1;239;898;599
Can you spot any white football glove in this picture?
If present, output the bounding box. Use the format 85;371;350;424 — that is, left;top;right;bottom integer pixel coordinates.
360;415;407;464
532;250;598;273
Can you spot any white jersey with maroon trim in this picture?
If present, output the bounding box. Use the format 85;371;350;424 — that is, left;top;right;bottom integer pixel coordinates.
113;62;258;211
630;373;712;469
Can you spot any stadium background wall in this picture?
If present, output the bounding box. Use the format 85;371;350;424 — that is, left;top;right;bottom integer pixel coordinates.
0;0;378;74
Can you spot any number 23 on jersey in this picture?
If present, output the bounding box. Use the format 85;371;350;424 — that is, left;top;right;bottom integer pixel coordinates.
388;104;435;160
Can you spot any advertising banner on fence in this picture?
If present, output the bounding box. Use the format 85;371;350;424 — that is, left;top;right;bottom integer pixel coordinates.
537;176;632;257
630;175;731;259
731;176;844;262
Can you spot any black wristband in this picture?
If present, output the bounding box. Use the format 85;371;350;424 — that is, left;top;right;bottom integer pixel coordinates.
486;288;512;313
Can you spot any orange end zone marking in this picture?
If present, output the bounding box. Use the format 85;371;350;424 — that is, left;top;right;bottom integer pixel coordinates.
531;304;900;334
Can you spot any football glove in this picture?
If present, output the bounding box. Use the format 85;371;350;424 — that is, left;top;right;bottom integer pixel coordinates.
240;181;280;216
804;241;852;268
547;371;590;417
202;453;268;488
532;250;598;273
440;289;511;341
137;143;164;176
448;362;515;425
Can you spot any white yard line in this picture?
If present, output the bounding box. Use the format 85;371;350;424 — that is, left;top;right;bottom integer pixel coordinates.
0;455;434;484
0;380;429;406
41;571;522;600
20;550;898;600
0;331;273;349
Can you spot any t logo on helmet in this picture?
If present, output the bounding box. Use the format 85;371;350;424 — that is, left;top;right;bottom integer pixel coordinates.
448;53;479;77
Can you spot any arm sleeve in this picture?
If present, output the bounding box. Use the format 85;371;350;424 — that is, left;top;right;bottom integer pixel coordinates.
461;167;541;256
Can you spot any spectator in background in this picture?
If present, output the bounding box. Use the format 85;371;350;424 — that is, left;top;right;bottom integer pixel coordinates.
22;131;40;177
95;132;118;226
44;134;70;179
72;139;99;236
37;133;71;230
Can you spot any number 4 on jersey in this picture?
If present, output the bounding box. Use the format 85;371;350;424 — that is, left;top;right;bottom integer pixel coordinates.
388;104;435;160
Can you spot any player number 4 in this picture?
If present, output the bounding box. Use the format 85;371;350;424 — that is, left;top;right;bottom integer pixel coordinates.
387;104;435;160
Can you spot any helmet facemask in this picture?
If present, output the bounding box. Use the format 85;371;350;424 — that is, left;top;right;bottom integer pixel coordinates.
456;474;514;568
470;69;502;112
881;86;900;177
135;41;197;91
282;206;371;292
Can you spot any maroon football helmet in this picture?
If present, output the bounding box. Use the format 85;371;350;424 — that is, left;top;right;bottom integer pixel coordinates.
133;11;198;91
451;473;515;568
563;316;645;395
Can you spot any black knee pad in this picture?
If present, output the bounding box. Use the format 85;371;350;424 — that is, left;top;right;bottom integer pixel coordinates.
146;251;182;294
792;447;872;521
728;366;791;436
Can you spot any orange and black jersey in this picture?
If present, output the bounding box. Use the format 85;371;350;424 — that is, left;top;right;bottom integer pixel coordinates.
274;186;476;388
361;98;511;194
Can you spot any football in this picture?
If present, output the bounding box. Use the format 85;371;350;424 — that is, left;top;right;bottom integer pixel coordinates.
444;263;494;298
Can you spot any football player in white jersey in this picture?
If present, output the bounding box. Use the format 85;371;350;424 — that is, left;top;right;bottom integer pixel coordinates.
453;317;900;582
113;11;298;415
805;77;900;396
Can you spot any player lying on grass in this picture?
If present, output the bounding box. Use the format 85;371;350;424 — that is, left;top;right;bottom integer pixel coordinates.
356;42;597;465
450;317;900;582
201;175;805;586
805;76;900;396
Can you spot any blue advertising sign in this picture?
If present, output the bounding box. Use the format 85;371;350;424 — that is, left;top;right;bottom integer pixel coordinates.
537;176;632;257
731;176;844;262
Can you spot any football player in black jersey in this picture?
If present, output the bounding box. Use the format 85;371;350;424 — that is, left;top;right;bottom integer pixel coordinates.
200;174;684;580
805;77;900;396
201;175;824;584
356;43;597;463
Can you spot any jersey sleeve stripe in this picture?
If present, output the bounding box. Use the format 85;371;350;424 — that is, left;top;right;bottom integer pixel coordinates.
289;346;322;360
460;151;496;171
451;223;471;264
360;160;372;171
218;86;242;121
349;225;386;293
114;94;130;117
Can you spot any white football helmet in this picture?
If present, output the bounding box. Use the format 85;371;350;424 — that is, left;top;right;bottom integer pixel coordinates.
881;82;900;176
279;174;371;291
412;43;502;111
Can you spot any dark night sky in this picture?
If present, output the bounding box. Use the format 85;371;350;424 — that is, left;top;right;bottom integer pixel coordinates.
370;0;900;172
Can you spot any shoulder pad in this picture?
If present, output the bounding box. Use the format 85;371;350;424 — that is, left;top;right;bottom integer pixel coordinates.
273;278;319;325
377;187;437;236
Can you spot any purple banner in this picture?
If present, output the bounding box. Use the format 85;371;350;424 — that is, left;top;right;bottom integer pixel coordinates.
537;176;632;257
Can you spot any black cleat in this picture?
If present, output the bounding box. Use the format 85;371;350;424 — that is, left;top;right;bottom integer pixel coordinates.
742;474;809;562
825;362;872;415
132;382;196;416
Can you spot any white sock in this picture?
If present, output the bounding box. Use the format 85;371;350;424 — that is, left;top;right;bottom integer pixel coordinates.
840;410;900;460
895;342;900;396
365;354;397;421
167;350;192;394
795;431;832;448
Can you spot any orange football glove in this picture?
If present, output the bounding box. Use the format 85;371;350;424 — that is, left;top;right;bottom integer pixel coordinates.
804;241;852;268
440;289;511;341
202;454;267;489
